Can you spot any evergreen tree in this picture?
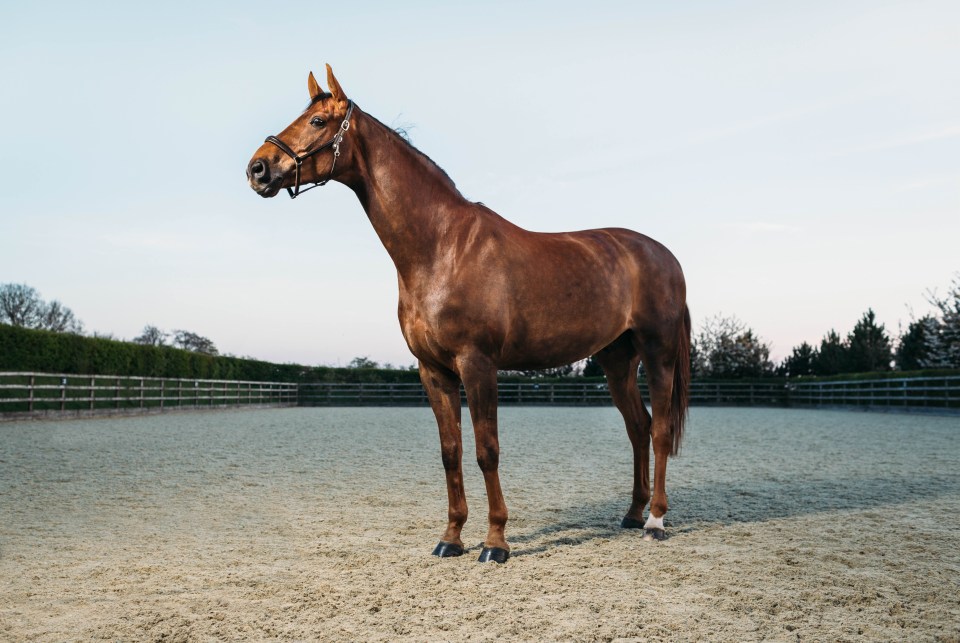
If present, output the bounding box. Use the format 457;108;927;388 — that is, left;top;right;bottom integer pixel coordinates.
846;308;893;372
781;341;818;377
896;316;934;371
814;330;848;375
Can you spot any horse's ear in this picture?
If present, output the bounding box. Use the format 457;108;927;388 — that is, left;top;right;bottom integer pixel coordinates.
307;71;323;101
325;64;348;108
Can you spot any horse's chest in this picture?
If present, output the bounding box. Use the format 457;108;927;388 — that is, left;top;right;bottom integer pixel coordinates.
398;288;482;360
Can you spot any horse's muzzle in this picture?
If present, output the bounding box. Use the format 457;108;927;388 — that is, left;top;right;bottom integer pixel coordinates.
246;157;281;197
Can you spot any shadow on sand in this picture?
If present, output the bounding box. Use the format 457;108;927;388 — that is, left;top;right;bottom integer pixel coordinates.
508;471;960;556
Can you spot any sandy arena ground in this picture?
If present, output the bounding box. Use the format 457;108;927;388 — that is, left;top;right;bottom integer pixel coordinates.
1;406;959;641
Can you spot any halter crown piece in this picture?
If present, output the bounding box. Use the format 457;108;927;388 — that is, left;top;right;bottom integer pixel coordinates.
264;100;355;199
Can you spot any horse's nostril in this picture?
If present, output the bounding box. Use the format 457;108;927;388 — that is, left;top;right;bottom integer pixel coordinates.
248;159;272;186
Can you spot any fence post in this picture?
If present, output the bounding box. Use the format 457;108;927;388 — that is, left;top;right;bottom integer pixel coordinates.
139;378;145;409
90;376;96;411
28;375;35;412
160;379;165;410
60;377;67;411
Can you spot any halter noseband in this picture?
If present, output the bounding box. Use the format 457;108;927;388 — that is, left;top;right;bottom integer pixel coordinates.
264;100;355;199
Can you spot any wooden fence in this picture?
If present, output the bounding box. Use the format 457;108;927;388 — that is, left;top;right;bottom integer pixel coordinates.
297;380;790;407
0;372;298;420
2;373;957;419
788;375;960;412
298;377;958;412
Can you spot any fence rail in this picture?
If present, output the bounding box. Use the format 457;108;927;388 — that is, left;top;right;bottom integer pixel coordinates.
297;381;790;406
2;373;957;419
0;372;298;419
788;376;960;411
299;377;958;411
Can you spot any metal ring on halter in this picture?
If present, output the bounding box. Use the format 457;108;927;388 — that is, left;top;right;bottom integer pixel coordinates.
264;100;355;199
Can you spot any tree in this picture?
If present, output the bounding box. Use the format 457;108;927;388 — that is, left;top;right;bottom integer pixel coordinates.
921;274;960;368
780;341;817;377
846;308;892;372
38;300;83;333
172;330;219;355
134;325;169;346
693;314;773;378
896;316;934;371
0;283;83;334
813;329;847;375
348;356;379;369
0;283;43;327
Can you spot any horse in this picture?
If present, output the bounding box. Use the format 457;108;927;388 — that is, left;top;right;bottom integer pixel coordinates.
247;65;690;563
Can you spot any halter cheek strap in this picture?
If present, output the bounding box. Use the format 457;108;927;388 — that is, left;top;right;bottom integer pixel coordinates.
264;100;355;199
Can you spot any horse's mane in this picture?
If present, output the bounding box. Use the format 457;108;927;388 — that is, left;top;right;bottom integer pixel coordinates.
306;93;464;199
368;113;461;196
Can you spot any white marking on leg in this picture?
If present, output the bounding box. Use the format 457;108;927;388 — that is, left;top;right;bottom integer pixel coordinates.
644;514;664;530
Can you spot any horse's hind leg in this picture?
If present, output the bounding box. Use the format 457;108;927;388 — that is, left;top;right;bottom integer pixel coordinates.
639;337;680;542
419;361;468;557
596;333;652;529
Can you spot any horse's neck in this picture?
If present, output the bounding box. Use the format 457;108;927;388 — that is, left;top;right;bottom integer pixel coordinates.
344;112;467;278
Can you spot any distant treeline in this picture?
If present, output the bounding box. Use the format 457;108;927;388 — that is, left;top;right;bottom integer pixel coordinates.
3;324;959;386
0;325;421;383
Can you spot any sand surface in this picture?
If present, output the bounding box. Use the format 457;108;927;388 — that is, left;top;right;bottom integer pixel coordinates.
1;406;959;641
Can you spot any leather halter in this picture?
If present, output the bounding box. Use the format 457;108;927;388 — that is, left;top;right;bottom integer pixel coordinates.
264;100;355;198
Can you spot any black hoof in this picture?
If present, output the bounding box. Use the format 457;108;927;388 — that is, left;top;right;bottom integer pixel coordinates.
432;541;464;557
621;516;645;529
477;546;510;564
643;528;667;542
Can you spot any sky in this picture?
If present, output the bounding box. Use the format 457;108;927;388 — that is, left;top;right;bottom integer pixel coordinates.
1;0;958;368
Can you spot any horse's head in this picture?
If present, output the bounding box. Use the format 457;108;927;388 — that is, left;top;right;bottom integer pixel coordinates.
246;64;353;199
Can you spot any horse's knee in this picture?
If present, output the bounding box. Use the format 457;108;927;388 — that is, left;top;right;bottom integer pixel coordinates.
440;440;462;471
476;441;499;472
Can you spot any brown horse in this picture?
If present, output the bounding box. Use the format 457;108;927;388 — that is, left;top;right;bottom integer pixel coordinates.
247;66;690;563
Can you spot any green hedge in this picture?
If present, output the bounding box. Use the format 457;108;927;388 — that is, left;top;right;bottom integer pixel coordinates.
0;324;299;381
0;324;426;383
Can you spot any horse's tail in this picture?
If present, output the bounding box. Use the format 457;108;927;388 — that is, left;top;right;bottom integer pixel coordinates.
670;304;691;456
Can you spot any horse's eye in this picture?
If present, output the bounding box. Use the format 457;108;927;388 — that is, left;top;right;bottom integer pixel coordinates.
310;116;326;128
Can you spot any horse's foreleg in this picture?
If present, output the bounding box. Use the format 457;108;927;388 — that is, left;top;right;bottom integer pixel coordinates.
419;361;468;557
458;355;509;563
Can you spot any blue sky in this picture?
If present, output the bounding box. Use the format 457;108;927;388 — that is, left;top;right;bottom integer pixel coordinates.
2;1;958;366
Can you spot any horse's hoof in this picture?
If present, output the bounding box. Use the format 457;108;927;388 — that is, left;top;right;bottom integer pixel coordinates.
643;528;667;542
621;516;645;529
477;546;510;564
432;541;464;557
